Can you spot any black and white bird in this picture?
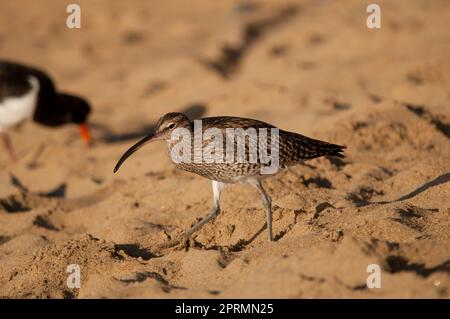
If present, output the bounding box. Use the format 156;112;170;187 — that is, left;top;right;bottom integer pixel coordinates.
0;60;92;160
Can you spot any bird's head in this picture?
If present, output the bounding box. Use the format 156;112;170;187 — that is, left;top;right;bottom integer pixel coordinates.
153;112;191;141
113;112;191;173
57;93;92;146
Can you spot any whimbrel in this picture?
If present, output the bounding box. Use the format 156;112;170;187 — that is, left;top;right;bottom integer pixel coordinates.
0;60;91;160
114;112;345;246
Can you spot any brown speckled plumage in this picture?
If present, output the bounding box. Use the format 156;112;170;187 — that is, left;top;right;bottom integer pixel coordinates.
161;114;345;182
114;112;346;246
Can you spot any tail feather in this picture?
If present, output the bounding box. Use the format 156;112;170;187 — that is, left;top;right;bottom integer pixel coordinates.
281;131;346;162
304;140;346;159
316;141;346;158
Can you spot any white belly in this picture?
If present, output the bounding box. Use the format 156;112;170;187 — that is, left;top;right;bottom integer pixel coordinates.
0;76;40;131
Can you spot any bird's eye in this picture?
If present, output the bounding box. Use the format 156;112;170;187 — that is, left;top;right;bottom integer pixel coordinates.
167;123;175;129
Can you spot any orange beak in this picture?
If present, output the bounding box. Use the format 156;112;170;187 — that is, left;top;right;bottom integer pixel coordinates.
79;123;92;147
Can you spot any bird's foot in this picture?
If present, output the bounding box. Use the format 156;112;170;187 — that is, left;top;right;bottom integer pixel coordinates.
156;234;195;251
174;235;195;251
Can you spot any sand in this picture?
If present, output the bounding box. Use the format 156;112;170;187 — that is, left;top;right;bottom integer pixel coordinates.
0;0;449;298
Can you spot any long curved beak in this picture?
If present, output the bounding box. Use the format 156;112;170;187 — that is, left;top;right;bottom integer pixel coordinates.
113;133;156;173
79;123;92;147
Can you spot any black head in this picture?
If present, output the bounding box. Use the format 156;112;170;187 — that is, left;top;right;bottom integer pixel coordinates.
57;93;92;146
57;93;91;124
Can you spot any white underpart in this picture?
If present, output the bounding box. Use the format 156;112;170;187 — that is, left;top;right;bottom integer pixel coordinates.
212;180;224;206
0;76;40;132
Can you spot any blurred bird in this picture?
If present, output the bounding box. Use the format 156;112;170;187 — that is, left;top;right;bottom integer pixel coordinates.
114;112;345;247
0;60;92;161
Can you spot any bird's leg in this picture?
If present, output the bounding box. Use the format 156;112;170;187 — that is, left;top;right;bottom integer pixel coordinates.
181;180;224;240
158;180;224;250
248;178;273;241
1;131;17;162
